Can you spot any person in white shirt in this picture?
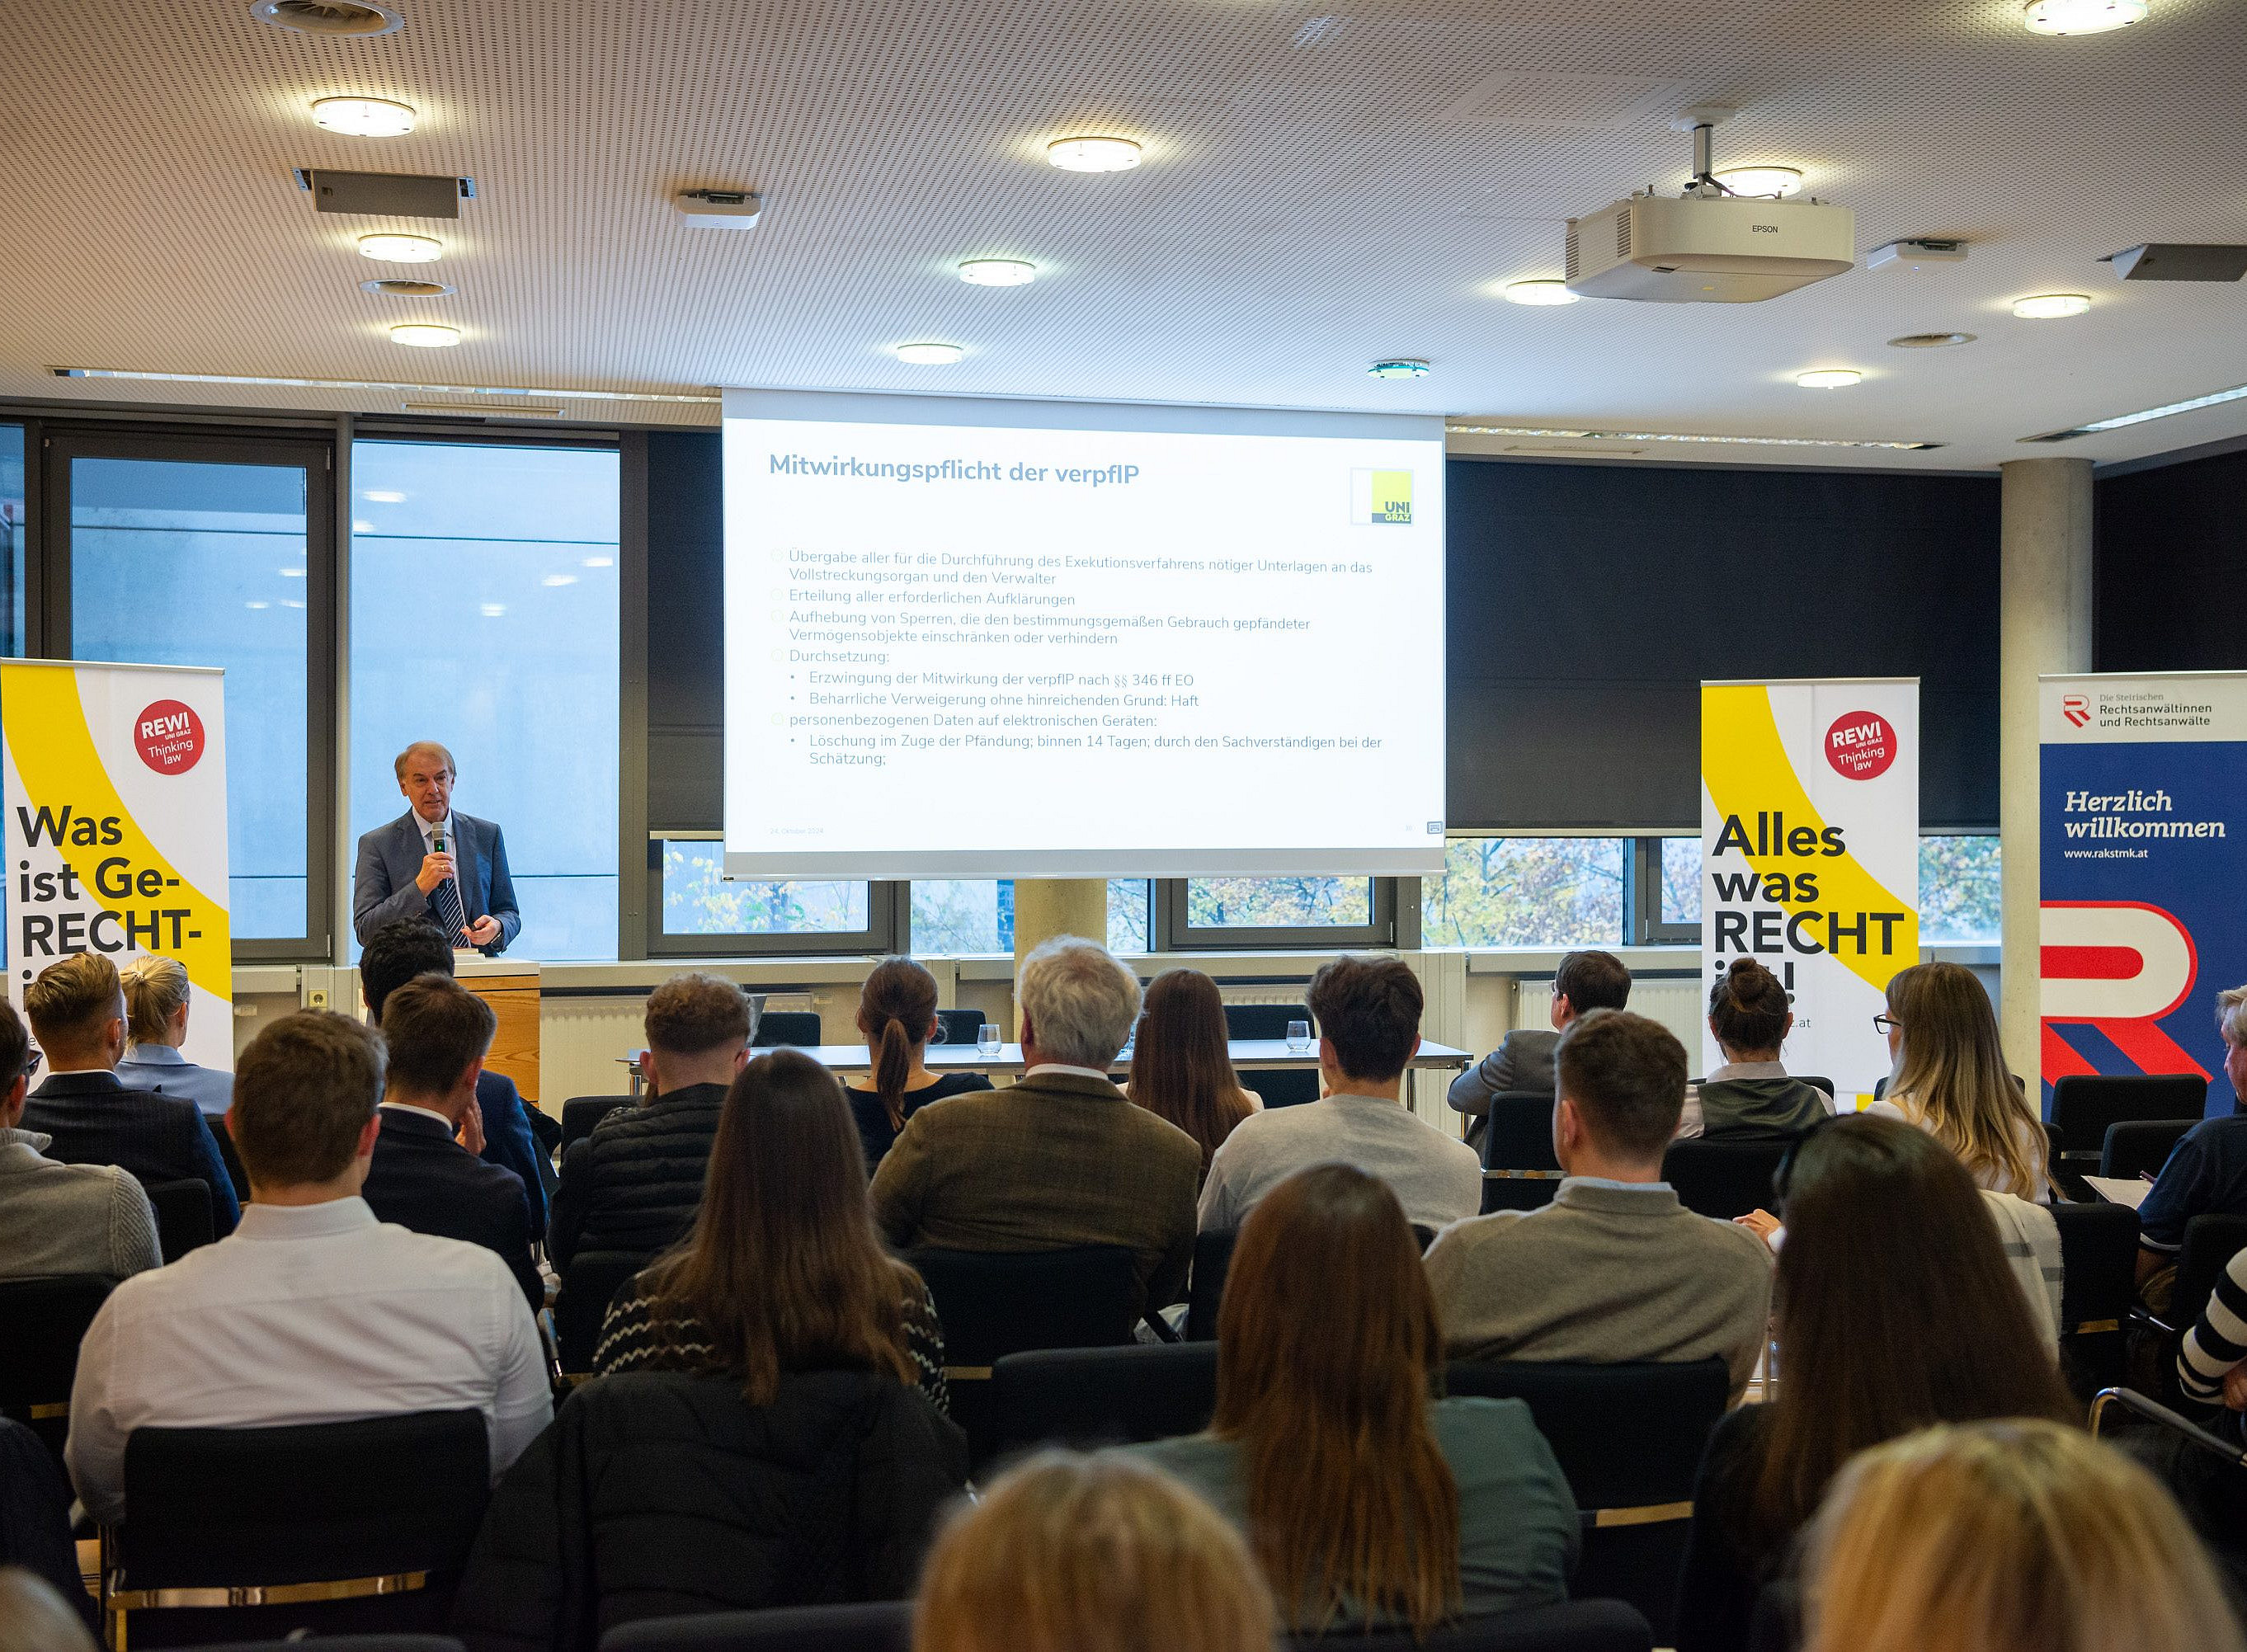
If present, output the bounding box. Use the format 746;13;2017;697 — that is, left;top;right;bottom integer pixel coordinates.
65;1009;552;1525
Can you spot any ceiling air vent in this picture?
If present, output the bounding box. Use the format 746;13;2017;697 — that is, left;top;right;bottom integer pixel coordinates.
1564;224;1580;281
248;0;402;35
1616;212;1631;260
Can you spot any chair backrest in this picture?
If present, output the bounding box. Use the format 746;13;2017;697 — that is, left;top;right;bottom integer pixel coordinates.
1658;1137;1795;1221
992;1341;1221;1456
1796;1075;1835;1099
1444;1358;1729;1644
2171;1214;2247;1344
930;1007;983;1049
906;1246;1139;1369
1482;1092;1562;1173
0;1273;116;1463
557;1251;649;1375
1280;1599;1652;1652
2050;1074;2211;1161
2101;1118;2198;1181
1747;1579;1802;1652
2051;1198;2140;1400
1185;1228;1238;1342
1223;1005;1321;1108
1482;1175;1562;1216
1222;1002;1312;1042
600;1603;912;1652
751;1011;823;1049
144;1177;216;1263
195;1639;466;1652
561;1094;633;1156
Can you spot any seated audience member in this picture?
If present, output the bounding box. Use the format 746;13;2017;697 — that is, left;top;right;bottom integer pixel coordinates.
872;937;1200;1315
19;952;238;1236
1199;955;1477;1235
1679;958;1831;1140
361;974;543;1308
1866;961;2048;1202
1127;1164;1576;1631
64;1011;552;1525
548;970;751;1270
2134;983;2247;1305
1125;968;1260;1187
0;1000;160;1284
1449;948;1631;1149
597;1048;948;1410
115;955;233;1118
915;1452;1277;1652
1802;1420;2244;1652
1426;1010;1771;1400
843;957;992;1174
0;1567;100;1652
2;1419;103;1634
360;919;549;1230
1672;1116;2075;1652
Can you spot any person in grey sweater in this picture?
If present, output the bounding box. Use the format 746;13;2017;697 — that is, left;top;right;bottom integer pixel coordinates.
0;1000;160;1284
1425;1008;1773;1404
1446;950;1632;1153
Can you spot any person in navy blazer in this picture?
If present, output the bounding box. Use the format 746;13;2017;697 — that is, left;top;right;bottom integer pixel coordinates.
352;741;521;955
18;953;240;1235
360;975;544;1308
358;919;551;1233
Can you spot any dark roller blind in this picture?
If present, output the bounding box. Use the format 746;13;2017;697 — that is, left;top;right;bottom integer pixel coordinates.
645;430;724;831
2096;445;2247;673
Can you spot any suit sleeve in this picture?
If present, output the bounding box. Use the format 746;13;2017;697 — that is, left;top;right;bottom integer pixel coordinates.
546;1139;591;1270
187;1110;242;1235
478;1077;549;1232
483;825;521;954
1448;1039;1519;1118
354;826;431;944
492;1179;545;1311
868;1112;931;1248
1147;1158;1197;1311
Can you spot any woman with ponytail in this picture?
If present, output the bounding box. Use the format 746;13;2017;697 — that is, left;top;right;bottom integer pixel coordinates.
1678;958;1832;1141
844;958;993;1174
115;954;233;1118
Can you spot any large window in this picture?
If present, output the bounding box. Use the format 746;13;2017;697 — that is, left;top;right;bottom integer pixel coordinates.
1422;838;1626;948
911;880;1152;955
350;440;620;960
1920;835;2001;944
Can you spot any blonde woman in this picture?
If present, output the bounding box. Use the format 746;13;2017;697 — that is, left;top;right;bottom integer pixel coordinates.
915;1452;1276;1652
1802;1419;2245;1652
1868;961;2047;1201
115;956;232;1118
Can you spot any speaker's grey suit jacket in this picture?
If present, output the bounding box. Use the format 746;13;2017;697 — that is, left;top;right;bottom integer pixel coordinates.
352;809;521;954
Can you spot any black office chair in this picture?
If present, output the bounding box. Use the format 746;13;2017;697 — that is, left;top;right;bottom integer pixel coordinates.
1444;1358;1729;1645
2102;1118;2198;1181
2052;1199;2140;1401
751;1011;823;1048
931;1007;984;1048
1796;1076;1835;1099
195;1640;464;1652
1283;1601;1653;1652
1185;1228;1238;1341
1481;1091;1563;1214
0;1273;115;1466
1747;1579;1802;1652
144;1177;216;1263
600;1603;910;1652
906;1245;1140;1467
560;1095;632;1156
110;1410;491;1648
1224;1002;1320;1108
1659;1137;1796;1221
555;1251;648;1377
2141;1214;2247;1406
211;1123;252;1203
992;1341;1221;1457
2050;1074;2209;1174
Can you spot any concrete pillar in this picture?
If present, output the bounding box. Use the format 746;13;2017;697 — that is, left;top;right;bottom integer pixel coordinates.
1009;879;1109;1038
1998;457;2094;1078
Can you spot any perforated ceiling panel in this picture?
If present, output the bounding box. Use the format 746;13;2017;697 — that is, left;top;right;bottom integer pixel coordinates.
2;0;2245;466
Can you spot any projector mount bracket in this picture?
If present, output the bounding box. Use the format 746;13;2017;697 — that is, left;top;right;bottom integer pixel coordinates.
1670;103;1742;200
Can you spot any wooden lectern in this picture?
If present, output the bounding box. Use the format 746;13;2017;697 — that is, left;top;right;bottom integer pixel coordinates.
455;958;540;1104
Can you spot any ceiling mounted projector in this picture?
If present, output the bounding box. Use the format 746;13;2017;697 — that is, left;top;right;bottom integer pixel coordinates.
1563;106;1855;304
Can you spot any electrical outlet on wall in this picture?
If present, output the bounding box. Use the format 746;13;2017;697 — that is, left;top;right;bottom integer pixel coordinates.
308;988;330;1009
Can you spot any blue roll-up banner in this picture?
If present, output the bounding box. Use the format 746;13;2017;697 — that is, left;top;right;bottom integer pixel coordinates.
2040;671;2247;1118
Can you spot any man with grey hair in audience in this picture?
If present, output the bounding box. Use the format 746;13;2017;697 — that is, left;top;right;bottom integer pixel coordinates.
871;934;1201;1315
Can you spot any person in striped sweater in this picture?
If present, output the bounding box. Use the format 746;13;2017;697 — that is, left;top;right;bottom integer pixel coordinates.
2179;1247;2247;1408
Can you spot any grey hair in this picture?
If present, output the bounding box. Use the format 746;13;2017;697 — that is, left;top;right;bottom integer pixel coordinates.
393;740;458;782
1018;935;1143;1070
2219;986;2247;1047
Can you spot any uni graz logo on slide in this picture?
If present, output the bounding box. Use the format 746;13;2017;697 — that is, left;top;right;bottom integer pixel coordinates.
1350;469;1412;525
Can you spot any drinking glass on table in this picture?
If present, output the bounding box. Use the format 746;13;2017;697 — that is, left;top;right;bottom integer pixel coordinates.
1285;1019;1312;1054
977;1023;1003;1057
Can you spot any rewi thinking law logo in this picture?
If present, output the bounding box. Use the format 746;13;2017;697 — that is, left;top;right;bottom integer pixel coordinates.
1350;468;1413;525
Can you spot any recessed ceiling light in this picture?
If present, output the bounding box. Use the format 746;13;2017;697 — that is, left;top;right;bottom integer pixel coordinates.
1715;165;1804;198
361;490;406;502
1796;369;1863;388
582;555;615;568
389;322;459;348
249;0;401;36
1047;136;1142;173
361;279;453;298
1889;331;1977;348
2023;0;2149;33
2014;292;2093;318
479;602;507;618
1368;359;1431;379
359;233;443;264
1448;424;1942;451
312;96;417;137
279;567;307;578
959;258;1036;287
50;367;718;405
541;573;578;587
351;519;374;532
893;341;964;365
246;600;272;610
1503;280;1578;306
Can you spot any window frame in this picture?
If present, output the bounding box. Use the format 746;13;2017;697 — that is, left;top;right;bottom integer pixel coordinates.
1630;835;1698;946
643;834;907;958
1157;875;1401;952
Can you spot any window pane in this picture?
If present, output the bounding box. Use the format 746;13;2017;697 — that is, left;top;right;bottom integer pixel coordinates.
660;841;869;937
2;426;23;657
1920;835;2001;944
70;456;310;939
1421;837;1625;948
350;441;620;961
1185;878;1371;930
1661;836;1702;925
911;878;1150;956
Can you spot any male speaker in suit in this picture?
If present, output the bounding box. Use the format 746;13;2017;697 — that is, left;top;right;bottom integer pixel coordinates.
360;974;544;1309
353;740;521;954
1447;948;1633;1155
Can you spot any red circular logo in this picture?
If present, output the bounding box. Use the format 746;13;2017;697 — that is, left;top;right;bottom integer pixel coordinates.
133;700;205;775
1825;710;1896;780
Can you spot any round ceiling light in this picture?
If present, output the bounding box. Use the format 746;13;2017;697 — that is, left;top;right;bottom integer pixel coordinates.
360;278;453;297
1047;136;1142;173
2023;0;2149;33
1714;165;1805;198
1796;368;1863;388
1368;359;1431;380
312;96;417;136
248;0;402;35
358;233;443;263
893;341;964;365
2014;292;2093;318
389;322;460;348
959;258;1036;287
1889;331;1977;348
1503;279;1578;306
